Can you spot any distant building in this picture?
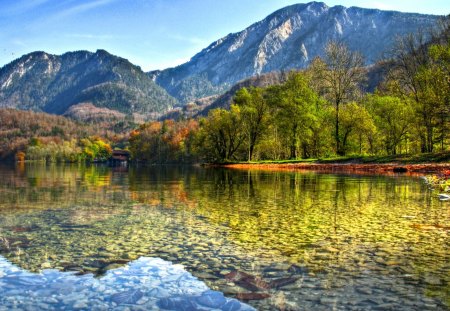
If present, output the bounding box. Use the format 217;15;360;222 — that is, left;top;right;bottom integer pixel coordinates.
110;150;131;164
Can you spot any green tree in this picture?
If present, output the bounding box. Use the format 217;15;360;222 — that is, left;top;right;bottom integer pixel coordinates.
366;94;414;155
196;105;245;162
416;43;450;151
387;30;449;152
268;72;322;159
338;102;376;155
234;87;271;161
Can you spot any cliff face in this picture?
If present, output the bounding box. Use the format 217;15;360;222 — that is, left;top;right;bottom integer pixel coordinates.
153;2;439;103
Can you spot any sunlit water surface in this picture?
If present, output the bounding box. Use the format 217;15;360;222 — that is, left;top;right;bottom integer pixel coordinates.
0;164;448;310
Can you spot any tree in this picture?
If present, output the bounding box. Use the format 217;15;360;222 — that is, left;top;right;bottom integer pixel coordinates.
15;151;26;162
387;20;450;153
234;87;270;161
338;102;376;155
416;43;450;151
366;94;414;155
311;42;366;155
196;105;245;162
268;72;321;159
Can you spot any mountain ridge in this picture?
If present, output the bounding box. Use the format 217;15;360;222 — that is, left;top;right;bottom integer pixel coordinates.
0;49;177;118
152;1;439;103
0;2;442;117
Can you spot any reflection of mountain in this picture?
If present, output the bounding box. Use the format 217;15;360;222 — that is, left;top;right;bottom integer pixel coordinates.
0;256;254;310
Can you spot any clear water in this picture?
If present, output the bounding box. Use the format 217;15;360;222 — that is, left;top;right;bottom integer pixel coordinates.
0;164;448;310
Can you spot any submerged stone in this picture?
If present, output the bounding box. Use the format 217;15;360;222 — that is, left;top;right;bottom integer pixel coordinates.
157;297;197;311
196;290;227;308
222;300;242;311
110;289;144;305
236;292;271;301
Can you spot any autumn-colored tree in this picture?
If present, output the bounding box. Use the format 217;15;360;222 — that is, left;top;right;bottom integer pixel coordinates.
15;151;26;162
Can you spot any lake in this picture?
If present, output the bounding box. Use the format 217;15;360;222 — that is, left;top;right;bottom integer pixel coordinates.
0;164;448;310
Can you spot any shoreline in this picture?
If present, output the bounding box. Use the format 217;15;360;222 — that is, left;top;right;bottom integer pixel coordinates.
216;163;450;176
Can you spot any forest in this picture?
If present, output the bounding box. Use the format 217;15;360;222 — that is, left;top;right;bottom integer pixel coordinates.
0;109;131;162
129;22;449;163
1;19;448;164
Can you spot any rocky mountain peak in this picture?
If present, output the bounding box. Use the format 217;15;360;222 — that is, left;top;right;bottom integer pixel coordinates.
0;50;177;117
153;2;439;104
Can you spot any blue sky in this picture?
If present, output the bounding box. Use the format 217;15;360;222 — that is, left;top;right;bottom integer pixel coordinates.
1;0;449;71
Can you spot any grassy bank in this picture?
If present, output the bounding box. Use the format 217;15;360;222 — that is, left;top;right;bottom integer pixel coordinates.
227;152;450;165
212;152;450;175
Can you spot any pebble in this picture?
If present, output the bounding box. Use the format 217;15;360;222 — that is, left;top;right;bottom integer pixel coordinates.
356;287;373;295
73;301;88;309
320;297;337;305
220;270;232;275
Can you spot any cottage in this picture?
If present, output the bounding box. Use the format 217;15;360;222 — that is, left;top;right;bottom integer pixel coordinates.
110;150;131;163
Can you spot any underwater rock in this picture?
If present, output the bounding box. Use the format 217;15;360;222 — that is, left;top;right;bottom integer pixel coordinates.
236;293;271;301
225;271;270;291
269;277;299;289
222;300;242;311
157;296;197;311
288;264;309;274
110;289;144;305
196;290;227;308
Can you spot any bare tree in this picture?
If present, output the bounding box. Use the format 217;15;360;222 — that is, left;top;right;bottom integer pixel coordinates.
310;41;366;155
388;17;449;153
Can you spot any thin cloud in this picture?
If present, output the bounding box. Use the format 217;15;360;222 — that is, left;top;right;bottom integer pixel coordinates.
1;0;53;15
53;0;118;20
12;39;28;48
168;34;208;46
65;33;115;40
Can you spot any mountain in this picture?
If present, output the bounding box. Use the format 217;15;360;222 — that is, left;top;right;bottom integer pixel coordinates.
0;50;177;118
189;62;391;117
152;1;440;104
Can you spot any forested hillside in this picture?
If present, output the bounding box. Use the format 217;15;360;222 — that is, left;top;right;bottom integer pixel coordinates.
131;18;449;163
0;109;128;161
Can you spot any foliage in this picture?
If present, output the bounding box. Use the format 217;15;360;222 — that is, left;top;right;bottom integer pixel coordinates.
194;106;245;162
386;18;450;153
366;94;414;154
0;108;117;162
129;119;199;163
25;137;112;163
310;41;366;155
132;30;448;163
338;102;376;155
234;87;271;161
2;22;449;164
80;137;113;162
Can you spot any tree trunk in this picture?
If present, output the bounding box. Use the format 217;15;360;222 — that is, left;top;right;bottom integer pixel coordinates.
335;102;343;156
290;124;298;159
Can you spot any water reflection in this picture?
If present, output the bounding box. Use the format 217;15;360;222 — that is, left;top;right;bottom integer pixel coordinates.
0;164;448;310
0;255;254;310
